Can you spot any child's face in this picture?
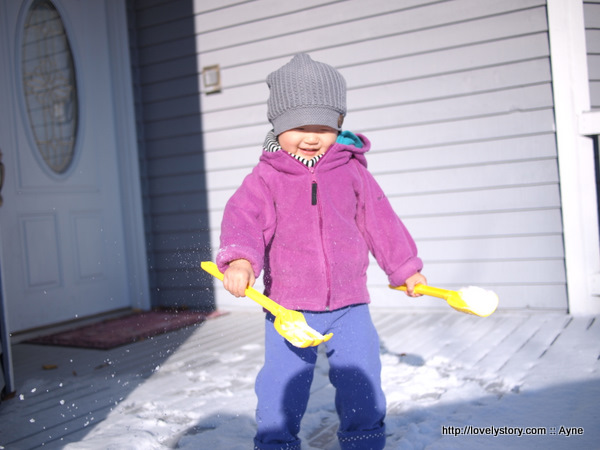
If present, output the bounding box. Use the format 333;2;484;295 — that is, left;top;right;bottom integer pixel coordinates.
278;125;338;160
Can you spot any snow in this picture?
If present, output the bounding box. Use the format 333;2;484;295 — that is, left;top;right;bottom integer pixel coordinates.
1;311;598;449
457;286;499;317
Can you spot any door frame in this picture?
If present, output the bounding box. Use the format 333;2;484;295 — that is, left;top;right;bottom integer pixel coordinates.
0;0;149;394
104;0;150;312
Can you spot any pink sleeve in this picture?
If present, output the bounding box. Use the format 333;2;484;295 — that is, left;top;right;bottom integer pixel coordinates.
216;168;275;278
354;162;423;286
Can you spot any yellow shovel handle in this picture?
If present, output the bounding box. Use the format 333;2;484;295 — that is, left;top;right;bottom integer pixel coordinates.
390;283;499;318
201;261;285;316
390;284;453;300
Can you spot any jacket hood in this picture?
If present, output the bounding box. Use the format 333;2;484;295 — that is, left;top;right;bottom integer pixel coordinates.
259;130;370;174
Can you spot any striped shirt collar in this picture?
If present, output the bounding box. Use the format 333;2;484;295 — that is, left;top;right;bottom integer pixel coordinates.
263;130;324;168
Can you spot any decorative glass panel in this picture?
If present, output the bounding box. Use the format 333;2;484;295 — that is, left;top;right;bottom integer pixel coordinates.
21;0;78;174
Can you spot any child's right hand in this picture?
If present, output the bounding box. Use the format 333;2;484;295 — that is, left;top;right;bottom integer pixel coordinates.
223;259;255;297
404;272;428;297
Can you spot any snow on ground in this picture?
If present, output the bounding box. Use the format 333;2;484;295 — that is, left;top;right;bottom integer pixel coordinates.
2;311;599;449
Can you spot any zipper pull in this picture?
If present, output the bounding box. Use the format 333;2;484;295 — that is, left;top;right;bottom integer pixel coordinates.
312;181;318;205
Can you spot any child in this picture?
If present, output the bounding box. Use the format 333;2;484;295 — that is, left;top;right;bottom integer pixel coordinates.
217;53;426;450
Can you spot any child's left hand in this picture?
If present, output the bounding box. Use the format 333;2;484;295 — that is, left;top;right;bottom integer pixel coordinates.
404;272;427;297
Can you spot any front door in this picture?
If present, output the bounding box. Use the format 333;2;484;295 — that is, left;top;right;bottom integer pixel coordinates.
0;0;133;332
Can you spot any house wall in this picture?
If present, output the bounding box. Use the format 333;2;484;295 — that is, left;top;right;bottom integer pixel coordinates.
555;0;600;315
128;0;568;312
127;0;215;311
585;1;600;279
195;0;566;312
585;0;600;109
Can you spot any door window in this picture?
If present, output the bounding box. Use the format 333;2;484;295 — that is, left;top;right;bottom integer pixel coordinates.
21;0;78;174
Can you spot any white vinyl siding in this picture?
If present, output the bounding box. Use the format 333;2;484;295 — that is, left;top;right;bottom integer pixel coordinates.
196;0;566;312
585;1;600;109
128;0;215;310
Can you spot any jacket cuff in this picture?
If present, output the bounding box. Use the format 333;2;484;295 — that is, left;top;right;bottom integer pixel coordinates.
216;246;263;278
388;256;424;287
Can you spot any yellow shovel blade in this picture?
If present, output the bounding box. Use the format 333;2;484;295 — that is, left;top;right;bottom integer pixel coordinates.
453;286;499;317
201;261;333;347
389;284;498;318
274;310;333;348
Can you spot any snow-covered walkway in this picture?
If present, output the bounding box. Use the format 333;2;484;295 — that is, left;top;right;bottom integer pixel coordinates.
1;309;598;449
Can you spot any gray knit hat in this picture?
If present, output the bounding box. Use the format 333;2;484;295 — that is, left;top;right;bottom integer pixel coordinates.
267;53;346;136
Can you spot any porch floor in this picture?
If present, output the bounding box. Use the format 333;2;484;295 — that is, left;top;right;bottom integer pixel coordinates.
0;309;598;449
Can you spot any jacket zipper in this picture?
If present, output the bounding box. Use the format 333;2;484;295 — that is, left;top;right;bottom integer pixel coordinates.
311;168;331;309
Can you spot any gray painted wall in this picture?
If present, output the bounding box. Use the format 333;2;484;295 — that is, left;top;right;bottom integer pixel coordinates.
127;0;214;311
584;1;600;279
128;0;569;312
198;0;567;311
585;0;600;109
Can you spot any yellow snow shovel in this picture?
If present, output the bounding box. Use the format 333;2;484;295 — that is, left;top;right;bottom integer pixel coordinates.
389;284;499;317
201;261;333;348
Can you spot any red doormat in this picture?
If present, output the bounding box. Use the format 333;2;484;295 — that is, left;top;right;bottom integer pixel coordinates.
25;310;225;350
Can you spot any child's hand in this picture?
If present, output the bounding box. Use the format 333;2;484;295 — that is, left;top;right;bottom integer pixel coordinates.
223;259;255;297
404;272;427;297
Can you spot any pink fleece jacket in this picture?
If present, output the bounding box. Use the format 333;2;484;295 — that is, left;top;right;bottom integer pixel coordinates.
217;133;422;311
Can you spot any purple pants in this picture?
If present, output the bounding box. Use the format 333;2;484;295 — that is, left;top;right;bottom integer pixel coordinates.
254;304;386;450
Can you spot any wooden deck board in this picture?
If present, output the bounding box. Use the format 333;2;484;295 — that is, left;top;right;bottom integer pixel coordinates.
497;314;572;380
523;316;600;385
377;312;458;356
1;310;598;449
454;314;530;368
471;313;551;372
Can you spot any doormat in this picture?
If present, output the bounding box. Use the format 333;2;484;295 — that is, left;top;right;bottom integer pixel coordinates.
25;310;226;350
